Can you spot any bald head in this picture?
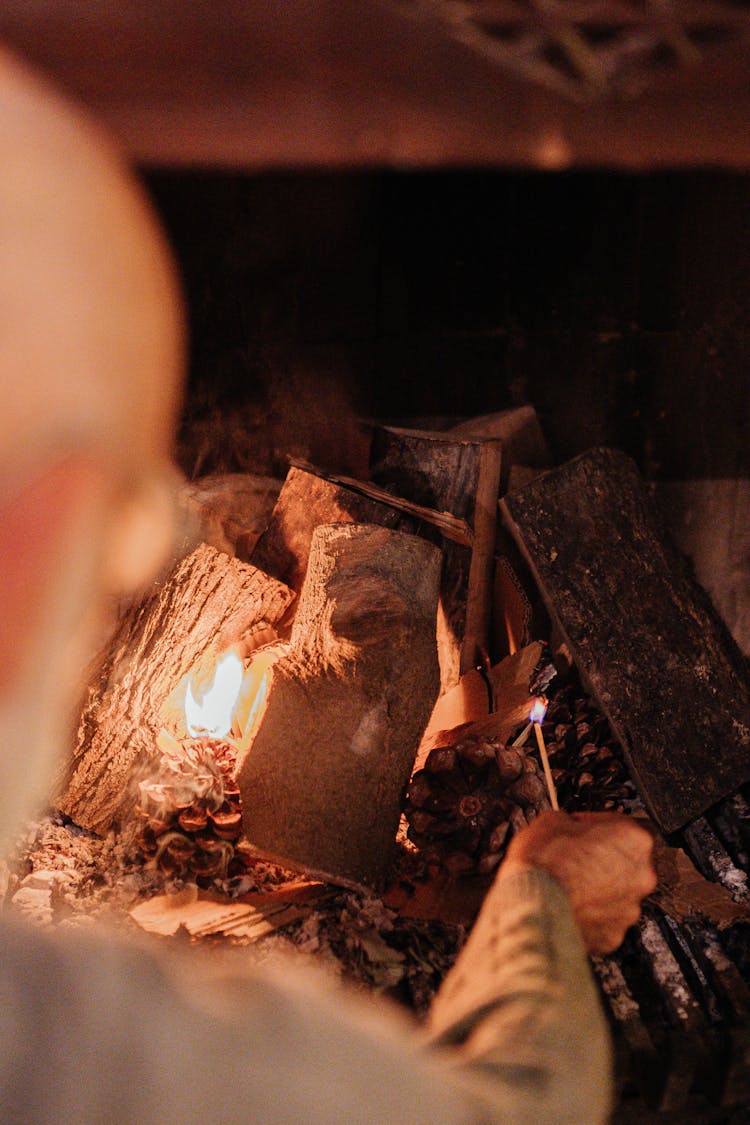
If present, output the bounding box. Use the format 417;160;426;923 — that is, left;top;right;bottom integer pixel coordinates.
0;48;187;847
0;46;184;490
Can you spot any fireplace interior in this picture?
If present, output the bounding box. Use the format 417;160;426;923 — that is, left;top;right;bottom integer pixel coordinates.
151;166;750;658
4;5;750;1122
31;164;748;1124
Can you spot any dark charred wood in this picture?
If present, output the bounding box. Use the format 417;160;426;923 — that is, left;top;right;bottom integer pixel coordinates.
501;447;750;833
370;425;502;687
592;954;664;1107
681;816;750;905
636;907;721;1109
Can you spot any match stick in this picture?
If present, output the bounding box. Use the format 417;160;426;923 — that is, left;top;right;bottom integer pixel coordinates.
511;722;532;749
533;721;559;811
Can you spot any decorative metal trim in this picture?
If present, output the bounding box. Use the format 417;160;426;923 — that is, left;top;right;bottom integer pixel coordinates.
405;1;750;99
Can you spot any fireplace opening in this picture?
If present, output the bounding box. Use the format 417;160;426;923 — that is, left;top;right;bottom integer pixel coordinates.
147;166;750;655
4;27;750;1116
8;162;741;1120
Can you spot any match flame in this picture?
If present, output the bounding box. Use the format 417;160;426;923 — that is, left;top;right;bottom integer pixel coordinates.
185;651;244;739
530;696;548;725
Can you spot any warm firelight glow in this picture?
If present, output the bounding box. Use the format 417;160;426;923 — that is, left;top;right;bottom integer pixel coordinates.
185;651;244;739
530;696;548;725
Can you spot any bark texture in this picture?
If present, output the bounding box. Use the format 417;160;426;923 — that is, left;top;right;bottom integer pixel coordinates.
501;447;750;832
369;425;502;687
250;463;417;595
236;523;442;889
59;544;295;833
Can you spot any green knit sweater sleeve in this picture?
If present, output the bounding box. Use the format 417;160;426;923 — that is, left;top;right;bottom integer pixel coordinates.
425;866;613;1124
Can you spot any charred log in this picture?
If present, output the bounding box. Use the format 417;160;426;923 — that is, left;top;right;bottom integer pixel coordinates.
370;424;502;687
501;447;750;833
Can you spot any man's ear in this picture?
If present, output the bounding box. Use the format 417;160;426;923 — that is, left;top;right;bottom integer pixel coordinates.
0;455;104;692
100;471;177;594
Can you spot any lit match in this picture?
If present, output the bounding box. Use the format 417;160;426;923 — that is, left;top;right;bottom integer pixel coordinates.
529;696;559;811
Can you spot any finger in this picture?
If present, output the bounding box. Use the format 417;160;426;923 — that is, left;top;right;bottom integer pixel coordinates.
584;923;630;955
608;828;657;869
638;861;658;896
578;903;643;954
571;810;655;850
576;898;644;936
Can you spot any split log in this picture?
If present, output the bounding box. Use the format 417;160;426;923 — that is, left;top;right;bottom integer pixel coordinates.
58;543;295;833
369;425;502;687
419;641;543;766
408;408;547;661
501;447;750;833
451;406;550;660
236;523;442;890
249;461;422;595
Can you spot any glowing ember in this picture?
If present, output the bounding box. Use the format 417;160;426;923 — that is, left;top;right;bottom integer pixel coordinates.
185;651;244;739
529;696;548;725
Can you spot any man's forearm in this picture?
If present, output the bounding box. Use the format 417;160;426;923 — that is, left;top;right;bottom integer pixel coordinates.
426;866;613;1124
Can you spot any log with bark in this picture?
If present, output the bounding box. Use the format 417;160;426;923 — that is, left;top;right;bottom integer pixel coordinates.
501;447;750;833
249;458;472;596
369;425;502;688
236;522;442;889
448;403;551;489
58;543;295;833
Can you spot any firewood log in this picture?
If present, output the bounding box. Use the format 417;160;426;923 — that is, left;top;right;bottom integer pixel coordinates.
448;403;551;486
236;523;442;889
369;424;502;687
58;543;295;833
249;462;419;595
501;447;750;832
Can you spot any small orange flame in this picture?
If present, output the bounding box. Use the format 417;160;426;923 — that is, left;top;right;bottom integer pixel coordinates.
185;651;244;739
530;696;548;725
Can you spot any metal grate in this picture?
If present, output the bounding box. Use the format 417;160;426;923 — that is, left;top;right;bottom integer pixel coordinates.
405;1;750;99
595;787;750;1114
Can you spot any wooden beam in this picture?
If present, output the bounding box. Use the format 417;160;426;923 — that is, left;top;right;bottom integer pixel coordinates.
1;2;750;169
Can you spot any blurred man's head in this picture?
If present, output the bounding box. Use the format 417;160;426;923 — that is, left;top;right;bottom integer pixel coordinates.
0;47;185;849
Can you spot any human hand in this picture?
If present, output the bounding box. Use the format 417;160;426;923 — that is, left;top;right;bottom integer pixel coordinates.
499;811;657;953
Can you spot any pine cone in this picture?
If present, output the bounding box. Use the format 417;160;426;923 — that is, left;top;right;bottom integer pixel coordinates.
404;734;551;877
541;681;639;814
135;738;250;885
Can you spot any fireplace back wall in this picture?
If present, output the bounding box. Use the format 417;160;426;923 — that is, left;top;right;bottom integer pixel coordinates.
146;168;750;652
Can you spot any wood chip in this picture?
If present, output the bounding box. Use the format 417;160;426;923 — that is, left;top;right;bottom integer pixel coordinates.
129;881;329;940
